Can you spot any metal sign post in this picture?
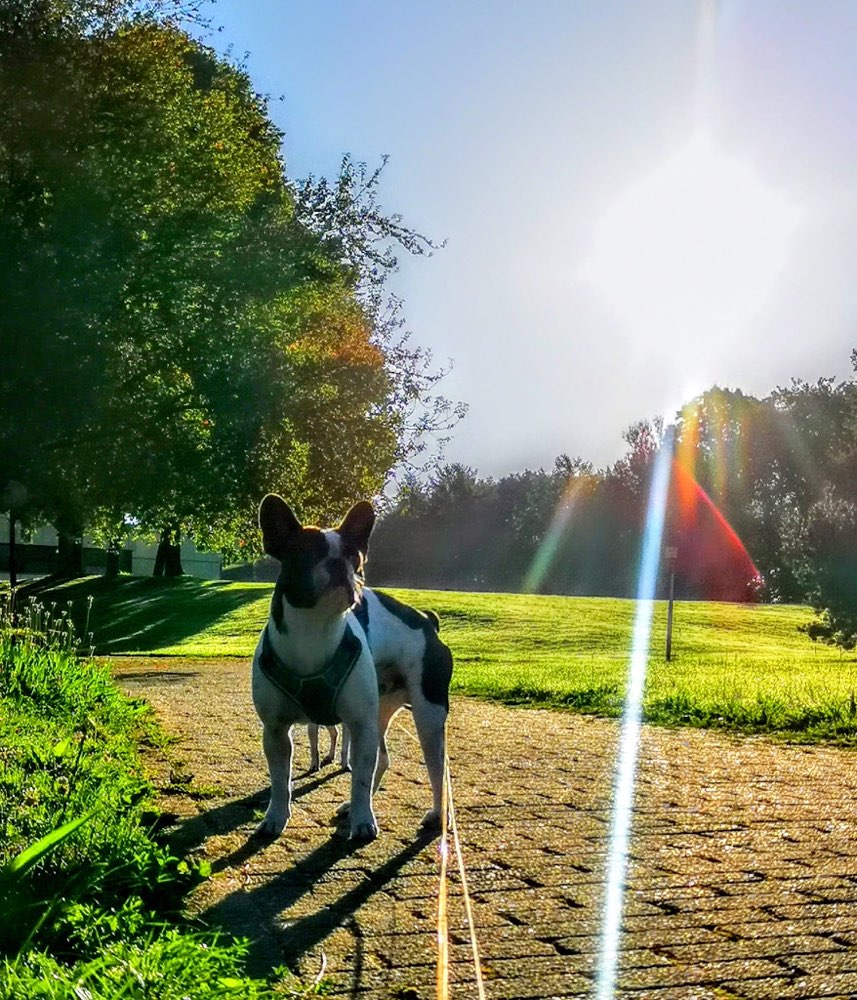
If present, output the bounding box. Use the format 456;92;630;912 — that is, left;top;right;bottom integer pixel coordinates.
664;545;678;661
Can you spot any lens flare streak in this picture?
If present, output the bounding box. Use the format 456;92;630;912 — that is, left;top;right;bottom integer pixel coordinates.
596;430;674;999
523;477;588;593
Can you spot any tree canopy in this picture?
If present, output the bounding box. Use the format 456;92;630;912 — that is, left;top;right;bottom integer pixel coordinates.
0;0;459;571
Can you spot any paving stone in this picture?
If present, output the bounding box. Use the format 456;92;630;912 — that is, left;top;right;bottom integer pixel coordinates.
116;657;857;999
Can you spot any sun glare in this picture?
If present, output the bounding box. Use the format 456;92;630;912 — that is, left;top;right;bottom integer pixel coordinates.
580;131;802;342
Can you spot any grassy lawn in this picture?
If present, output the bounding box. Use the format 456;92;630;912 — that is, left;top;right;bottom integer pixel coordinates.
20;575;857;742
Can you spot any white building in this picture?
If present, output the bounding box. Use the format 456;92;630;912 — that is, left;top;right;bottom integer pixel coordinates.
0;516;222;580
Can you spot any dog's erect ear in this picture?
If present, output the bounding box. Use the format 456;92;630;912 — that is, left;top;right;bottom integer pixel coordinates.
259;494;302;559
338;500;375;555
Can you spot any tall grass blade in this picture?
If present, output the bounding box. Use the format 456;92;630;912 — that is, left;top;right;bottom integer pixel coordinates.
3;811;96;881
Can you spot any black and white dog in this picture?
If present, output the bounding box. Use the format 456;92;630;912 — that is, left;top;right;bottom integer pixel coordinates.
252;494;453;841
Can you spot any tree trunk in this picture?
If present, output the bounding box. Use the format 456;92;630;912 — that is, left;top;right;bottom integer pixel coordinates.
152;528;166;577
56;529;84;578
153;522;183;577
105;541;120;577
165;540;183;576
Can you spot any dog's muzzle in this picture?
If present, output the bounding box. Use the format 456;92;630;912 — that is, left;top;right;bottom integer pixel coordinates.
325;558;356;605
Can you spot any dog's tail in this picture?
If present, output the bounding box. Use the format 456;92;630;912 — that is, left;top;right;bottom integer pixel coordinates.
423;610;441;632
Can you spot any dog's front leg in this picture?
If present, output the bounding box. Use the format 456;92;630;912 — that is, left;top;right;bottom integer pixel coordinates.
257;722;294;837
342;718;379;840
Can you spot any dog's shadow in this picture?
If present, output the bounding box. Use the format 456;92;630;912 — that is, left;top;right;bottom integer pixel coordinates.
164;767;344;868
164;764;439;988
203;822;439;984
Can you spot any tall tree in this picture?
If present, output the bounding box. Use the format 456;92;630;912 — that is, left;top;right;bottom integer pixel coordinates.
1;4;458;575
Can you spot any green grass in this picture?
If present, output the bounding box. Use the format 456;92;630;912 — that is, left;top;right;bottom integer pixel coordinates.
24;576;857;741
21;575;267;656
402;589;857;741
0;597;316;998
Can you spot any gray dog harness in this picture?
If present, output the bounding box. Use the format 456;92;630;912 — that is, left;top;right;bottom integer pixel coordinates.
258;623;362;726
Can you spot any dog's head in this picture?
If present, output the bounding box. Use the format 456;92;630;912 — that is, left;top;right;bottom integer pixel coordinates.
259;494;375;620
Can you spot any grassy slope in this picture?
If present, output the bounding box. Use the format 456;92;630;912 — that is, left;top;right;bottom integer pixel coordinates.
28;576;857;740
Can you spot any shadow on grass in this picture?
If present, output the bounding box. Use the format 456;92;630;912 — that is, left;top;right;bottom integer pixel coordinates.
19;575;268;654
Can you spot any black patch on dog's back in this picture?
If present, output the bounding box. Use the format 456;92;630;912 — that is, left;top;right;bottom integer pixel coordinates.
373;589;429;629
373;590;452;710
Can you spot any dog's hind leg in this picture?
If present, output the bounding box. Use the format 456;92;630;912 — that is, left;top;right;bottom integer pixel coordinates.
307;723;321;773
257;722;294;837
411;695;448;830
321;725;338;767
339;725;351;770
374;693;408;793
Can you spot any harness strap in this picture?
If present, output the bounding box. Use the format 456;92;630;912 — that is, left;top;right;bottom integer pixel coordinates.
258;623;362;726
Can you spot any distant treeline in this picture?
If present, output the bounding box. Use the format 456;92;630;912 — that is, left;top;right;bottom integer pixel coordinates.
369;372;857;605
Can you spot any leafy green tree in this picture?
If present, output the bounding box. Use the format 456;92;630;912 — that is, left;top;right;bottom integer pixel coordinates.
790;356;857;645
293;160;466;477
0;13;285;569
800;490;857;648
1;4;459;576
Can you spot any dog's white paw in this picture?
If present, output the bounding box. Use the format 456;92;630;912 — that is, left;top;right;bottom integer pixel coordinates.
420;808;442;831
349;813;379;841
255;809;290;838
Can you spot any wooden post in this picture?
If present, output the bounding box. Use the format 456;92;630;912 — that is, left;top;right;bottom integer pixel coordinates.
664;545;678;661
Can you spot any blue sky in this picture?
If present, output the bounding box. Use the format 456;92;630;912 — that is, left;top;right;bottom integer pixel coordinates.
201;1;857;476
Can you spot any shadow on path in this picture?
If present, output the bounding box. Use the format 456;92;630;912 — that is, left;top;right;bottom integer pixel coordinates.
167;770;345;857
202;825;439;983
118;669;201;684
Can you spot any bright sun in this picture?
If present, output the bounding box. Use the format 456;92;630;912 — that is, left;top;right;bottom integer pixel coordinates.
580;131;802;345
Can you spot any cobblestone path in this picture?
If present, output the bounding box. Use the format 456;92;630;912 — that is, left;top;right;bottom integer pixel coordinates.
116;658;857;1000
